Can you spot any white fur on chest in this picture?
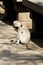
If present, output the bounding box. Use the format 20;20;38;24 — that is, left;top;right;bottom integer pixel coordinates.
18;27;30;43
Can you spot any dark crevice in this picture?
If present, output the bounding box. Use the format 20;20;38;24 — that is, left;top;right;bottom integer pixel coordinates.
1;0;18;25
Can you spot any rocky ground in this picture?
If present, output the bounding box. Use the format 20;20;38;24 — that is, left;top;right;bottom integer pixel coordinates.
0;39;43;65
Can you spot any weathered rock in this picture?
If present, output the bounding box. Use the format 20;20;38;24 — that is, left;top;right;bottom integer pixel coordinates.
0;1;5;14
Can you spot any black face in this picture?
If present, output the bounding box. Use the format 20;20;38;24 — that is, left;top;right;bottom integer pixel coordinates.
15;27;19;31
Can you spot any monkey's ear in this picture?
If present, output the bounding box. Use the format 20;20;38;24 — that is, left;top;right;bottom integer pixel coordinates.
21;24;22;27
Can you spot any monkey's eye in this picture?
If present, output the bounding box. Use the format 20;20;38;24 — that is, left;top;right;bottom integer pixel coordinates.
21;24;22;27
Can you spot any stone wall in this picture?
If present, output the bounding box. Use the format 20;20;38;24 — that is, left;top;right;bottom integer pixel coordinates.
0;1;32;29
